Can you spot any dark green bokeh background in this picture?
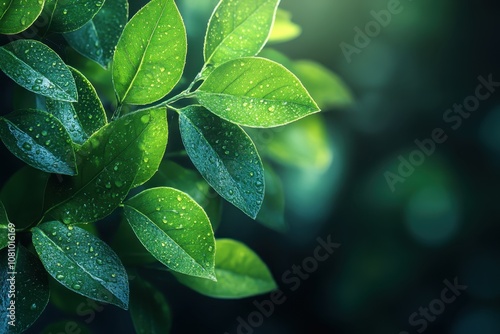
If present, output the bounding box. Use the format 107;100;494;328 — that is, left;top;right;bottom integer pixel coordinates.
1;0;499;333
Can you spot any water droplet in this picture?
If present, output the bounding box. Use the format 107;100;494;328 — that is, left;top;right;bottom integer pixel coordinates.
96;259;103;265
67;232;72;237
268;106;275;112
22;143;32;150
89;246;94;252
30;303;36;310
56;274;64;280
115;180;123;188
105;182;112;189
140;114;150;124
41;130;48;136
20;17;26;25
208;246;213;252
111;273;116;278
72;283;81;290
177;195;182;202
63;9;68;14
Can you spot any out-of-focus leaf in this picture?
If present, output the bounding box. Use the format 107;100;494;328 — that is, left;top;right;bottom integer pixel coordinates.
256;164;286;232
268;9;301;43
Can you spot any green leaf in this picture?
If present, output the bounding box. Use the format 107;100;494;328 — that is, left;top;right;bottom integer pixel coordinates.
64;0;129;69
0;244;50;333
32;221;129;309
124;187;216;280
0;40;78;102
130;277;172;334
179;106;264;218
175;239;277;299
0;201;11;250
111;218;157;265
292;60;354;109
0;109;77;175
40;0;105;33
204;0;279;67
145;160;222;230
256;164;286;232
268;9;301;43
113;0;187;105
196;57;320;128
0;0;45;35
44;107;167;224
0;166;49;229
43;66;107;144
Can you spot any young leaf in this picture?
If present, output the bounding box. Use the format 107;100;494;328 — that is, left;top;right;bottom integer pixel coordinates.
123;187;216;280
130;277;172;334
0;201;10;250
179;106;264;219
32;221;129;309
0;109;77;175
268;9;301;43
44;107;167;224
40;0;105;33
204;0;279;67
145;160;223;230
64;0;129;69
0;0;45;35
113;0;187;105
0;40;78;102
0;244;50;333
0;166;49;229
175;239;277;299
44;66;107;144
196;57;320;128
256;164;287;232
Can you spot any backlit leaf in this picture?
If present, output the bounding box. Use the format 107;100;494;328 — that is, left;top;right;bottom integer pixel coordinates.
0;40;78;102
175;239;277;298
196;57;319;128
32;221;129;309
256;164;286;232
124;187;216;280
113;0;187;105
44;107;167;225
179;106;264;218
268;9;301;43
40;0;105;33
64;0;129;68
0;109;77;175
0;0;45;35
204;0;279;67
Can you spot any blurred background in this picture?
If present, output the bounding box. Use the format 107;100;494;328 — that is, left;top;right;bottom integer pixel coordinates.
2;0;500;333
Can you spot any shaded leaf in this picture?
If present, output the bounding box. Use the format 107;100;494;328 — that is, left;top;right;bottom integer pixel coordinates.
0;109;77;175
112;217;157;266
113;0;187;105
196;57;319;128
0;166;49;229
0;0;45;35
145;160;223;231
44;107;167;225
43;66;107;144
179;106;264;218
32;221;129;309
0;40;78;102
124;187;216;280
175;239;277;298
130;276;172;334
268;9;301;43
40;0;105;33
204;0;279;67
64;0;129;68
256;164;286;232
0;244;50;333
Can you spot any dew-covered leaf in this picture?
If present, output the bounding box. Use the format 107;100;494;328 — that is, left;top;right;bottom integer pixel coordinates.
130;277;172;334
0;40;78;102
43;67;107;144
256;164;286;232
0;244;50;333
204;0;279;67
124;187;216;280
40;0;105;33
0;166;49;229
179;106;264;218
175;239;277;298
0;201;10;250
44;107;167;225
64;0;129;69
145;160;222;230
0;0;45;35
196;57;319;128
32;221;129;309
113;0;187;105
0;109;77;175
268;8;301;43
